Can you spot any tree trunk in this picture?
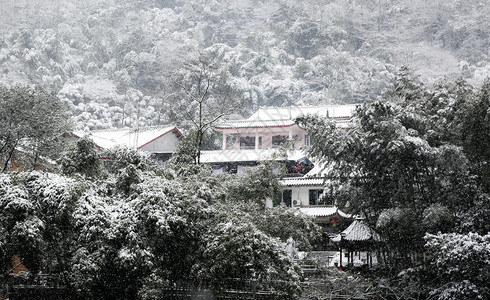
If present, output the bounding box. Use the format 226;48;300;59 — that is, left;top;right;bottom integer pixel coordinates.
2;141;18;172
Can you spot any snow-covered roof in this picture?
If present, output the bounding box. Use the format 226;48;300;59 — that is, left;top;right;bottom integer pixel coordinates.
298;206;351;218
248;105;357;120
214;119;296;129
334;219;381;242
303;160;332;177
215;104;357;130
74;126;182;150
280;177;324;187
200;149;305;163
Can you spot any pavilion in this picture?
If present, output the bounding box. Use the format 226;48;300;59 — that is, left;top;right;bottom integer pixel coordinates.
331;218;382;268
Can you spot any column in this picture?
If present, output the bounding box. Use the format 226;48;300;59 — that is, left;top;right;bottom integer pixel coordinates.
222;131;226;150
255;130;259;150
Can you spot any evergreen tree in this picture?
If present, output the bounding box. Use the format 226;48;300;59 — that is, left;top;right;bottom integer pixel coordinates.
297;74;490;269
0;84;71;172
59;136;103;178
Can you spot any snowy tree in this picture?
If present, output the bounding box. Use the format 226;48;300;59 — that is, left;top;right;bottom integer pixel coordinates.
254;205;321;251
102;146;158;195
390;65;424;102
425;232;490;300
194;221;302;299
0;175;45;274
169;52;242;164
59;136;103;178
0;159;319;299
461;80;490;191
0;84;71;172
224;162;284;206
297;75;490;268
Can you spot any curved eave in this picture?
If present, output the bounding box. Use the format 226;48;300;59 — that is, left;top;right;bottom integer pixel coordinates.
214;122;297;130
298;206;352;218
280;177;324;187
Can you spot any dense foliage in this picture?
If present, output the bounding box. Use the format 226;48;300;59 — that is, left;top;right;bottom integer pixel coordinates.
0;84;71;172
0;139;319;299
425;232;490;299
1;0;488;130
168;52;243;163
297;70;489;299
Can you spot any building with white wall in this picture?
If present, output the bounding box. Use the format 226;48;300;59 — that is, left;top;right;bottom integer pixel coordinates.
75;125;183;159
204;104;357;225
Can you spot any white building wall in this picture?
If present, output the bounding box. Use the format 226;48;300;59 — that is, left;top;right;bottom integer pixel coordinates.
287;186;312;206
139;132;181;153
276;185;324;207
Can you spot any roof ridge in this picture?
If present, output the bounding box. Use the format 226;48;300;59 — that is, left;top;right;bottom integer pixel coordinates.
256;104;360;110
218;118;293;123
84;125;176;134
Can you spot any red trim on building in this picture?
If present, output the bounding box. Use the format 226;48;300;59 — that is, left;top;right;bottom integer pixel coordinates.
214;124;298;130
137;127;183;149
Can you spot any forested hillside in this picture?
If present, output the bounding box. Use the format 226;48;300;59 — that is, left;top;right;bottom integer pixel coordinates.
1;0;488;130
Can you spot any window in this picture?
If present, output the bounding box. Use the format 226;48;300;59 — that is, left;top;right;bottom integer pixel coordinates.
272;135;288;148
258;136;262;149
273;191;282;207
309;189;324;205
240;136;255;149
273;190;292;207
283;189;292;207
305;134;313;146
226;135;238;149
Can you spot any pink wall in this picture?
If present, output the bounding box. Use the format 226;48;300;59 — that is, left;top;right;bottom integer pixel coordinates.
219;124;308;150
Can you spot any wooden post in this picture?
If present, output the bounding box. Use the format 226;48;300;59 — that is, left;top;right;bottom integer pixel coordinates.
339;247;342;269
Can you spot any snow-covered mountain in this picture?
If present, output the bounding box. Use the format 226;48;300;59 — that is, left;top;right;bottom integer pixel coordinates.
1;0;488;130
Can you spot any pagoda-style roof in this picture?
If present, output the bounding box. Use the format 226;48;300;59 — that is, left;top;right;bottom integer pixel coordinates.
332;219;381;244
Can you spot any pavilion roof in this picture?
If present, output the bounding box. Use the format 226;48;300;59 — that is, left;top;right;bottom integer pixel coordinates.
332;219;381;243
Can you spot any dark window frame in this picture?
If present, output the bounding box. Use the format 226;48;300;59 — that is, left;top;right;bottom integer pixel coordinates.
239;136;255;149
309;189;324;205
283;189;292;207
272;135;288;148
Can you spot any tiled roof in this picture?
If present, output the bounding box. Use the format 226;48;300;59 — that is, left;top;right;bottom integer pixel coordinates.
337;219;381;242
248;105;357;120
298;206;351;218
213;119;296;129
214;104;357;130
280;177;324;186
74;126;181;150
